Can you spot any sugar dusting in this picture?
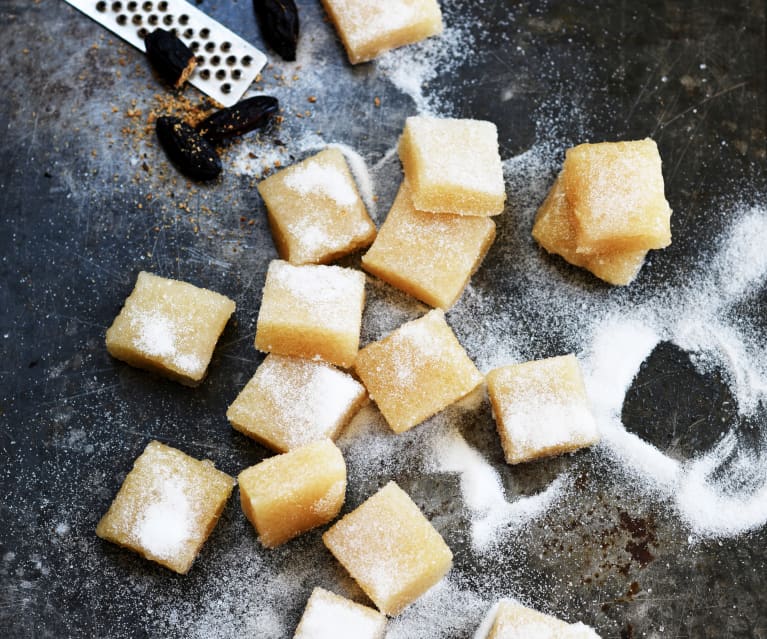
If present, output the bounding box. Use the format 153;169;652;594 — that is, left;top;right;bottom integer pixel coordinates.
283;163;359;207
431;428;571;550
377;4;477;115
135;475;193;561
131;311;204;376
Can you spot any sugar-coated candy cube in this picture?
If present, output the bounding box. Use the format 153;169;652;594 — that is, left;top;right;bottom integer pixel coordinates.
238;440;346;548
354;309;483;433
362;181;496;308
485;600;601;639
563;139;672;254
398;116;506;216
486;354;599;465
96;441;234;574
532;173;647;286
322;481;453;615
105;271;235;386
294;587;387;639
258;148;377;265
227;354;367;453
255;260;366;368
321;0;443;64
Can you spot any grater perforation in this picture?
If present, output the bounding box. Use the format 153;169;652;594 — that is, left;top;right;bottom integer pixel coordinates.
64;0;267;106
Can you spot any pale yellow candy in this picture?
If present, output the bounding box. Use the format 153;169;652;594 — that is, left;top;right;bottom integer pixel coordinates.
255;260;366;368
258;148;376;265
563;139;672;254
321;0;443;64
362;181;496;308
227;354;367;453
354;309;483;433
399;116;506;216
322;481;453;616
96;441;234;574
238;440;346;548
532;173;647;286
294;588;387;639
105;272;235;386
487;600;601;639
486;355;599;465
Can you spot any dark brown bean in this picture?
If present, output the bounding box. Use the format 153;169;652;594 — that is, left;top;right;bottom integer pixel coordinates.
144;28;196;88
196;96;279;142
156;116;222;181
252;0;299;62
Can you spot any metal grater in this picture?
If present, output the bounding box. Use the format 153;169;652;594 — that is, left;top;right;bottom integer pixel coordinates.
63;0;268;106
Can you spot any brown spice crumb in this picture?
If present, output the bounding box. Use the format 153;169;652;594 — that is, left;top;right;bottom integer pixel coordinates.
308;96;317;103
374;97;381;107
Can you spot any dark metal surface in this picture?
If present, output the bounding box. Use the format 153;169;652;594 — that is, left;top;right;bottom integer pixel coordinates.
1;0;766;637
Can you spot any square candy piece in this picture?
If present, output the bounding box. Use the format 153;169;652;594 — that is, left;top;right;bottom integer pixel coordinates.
354;309;483;433
486;354;599;465
532;173;647;286
106;272;235;385
563;139;672;254
238;440;346;548
322;481;453;616
96;441;234;574
227;354;368;453
398;116;506;216
362;181;496;308
294;588;387;639
255;260;366;368
487;600;601;639
258;148;377;265
321;0;443;64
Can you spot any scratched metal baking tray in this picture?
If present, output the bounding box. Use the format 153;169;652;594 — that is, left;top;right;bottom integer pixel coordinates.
1;0;765;637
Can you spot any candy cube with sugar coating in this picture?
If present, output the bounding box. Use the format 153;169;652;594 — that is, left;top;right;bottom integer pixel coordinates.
255;260;366;368
322;481;453;616
321;0;443;64
227;354;368;453
96;441;234;574
398;116;506;216
258;148;377;265
238;440;347;548
354;309;483;433
105;271;235;386
486;600;602;639
563;139;672;254
486;354;599;465
532;173;647;286
362;180;496;308
294;587;387;639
